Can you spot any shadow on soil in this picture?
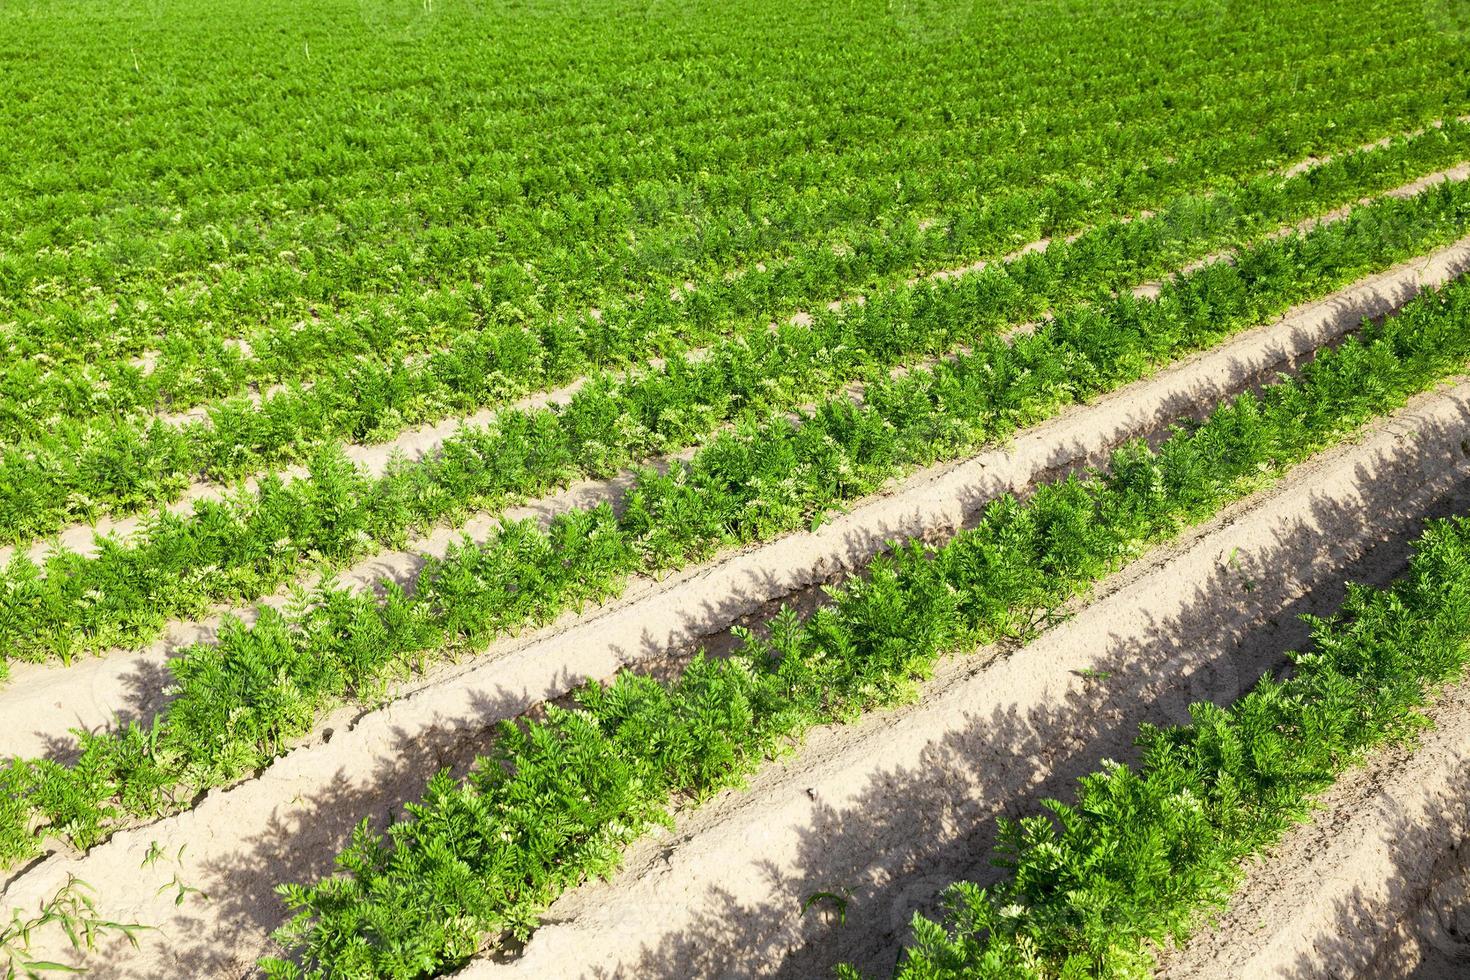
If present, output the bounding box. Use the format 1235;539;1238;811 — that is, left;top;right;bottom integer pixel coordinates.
1264;705;1470;980
73;371;1470;980
571;459;1470;978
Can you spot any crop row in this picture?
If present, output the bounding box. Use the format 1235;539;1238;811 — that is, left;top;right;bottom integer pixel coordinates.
880;514;1470;979
4;191;1470;880
5;119;1470;534
0;53;1376;372
7;114;1470;453
0;1;1310;337
5;177;1470;672
253;271;1470;979
0;65;1384;379
0;138;1464;605
4;0;1461;369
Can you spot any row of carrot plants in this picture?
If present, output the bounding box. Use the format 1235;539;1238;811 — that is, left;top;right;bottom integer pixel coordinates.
7;0;1460;371
0;18;1281;362
7;114;1470;452
881;513;1470;979
258;272;1470;979
3;192;1470;877
5;173;1470;671
6;121;1470;544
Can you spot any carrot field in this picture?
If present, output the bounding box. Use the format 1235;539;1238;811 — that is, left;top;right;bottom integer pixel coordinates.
3;0;1470;977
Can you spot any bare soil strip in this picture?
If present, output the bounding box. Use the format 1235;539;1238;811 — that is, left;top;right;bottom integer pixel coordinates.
5;235;1469;764
447;384;1470;980
1155;676;1470;980
1277;114;1470;180
4;369;1467;980
1130;162;1470;300
1369;820;1470;980
8;160;1466;570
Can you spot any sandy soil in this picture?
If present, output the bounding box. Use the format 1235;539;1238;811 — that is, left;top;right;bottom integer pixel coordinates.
1375;834;1470;979
1156;678;1470;980
436;382;1470;980
2;355;1468;977
3;127;1465;980
6;231;1468;765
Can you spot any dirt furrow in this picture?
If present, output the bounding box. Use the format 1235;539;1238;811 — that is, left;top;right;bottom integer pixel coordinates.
453;383;1470;980
5;369;1468;980
5;235;1468;763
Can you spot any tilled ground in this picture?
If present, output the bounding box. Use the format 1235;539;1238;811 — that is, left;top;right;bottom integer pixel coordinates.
6;366;1468;977
6;239;1470;979
453;383;1470;980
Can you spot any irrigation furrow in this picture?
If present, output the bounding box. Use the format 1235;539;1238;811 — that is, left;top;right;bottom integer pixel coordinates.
6;357;1470;980
455;382;1470;980
4;236;1468;764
